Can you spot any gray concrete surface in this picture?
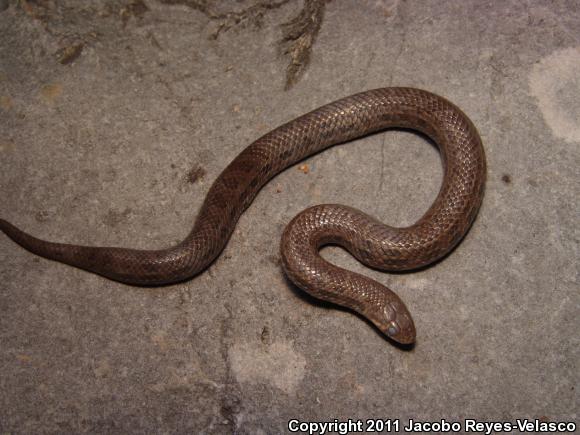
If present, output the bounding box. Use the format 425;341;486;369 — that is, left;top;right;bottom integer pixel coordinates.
1;0;579;433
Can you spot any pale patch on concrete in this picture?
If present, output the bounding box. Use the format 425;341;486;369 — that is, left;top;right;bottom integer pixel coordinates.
93;358;111;378
0;140;15;153
369;0;399;18
40;83;62;102
0;95;12;110
403;277;431;291
529;46;580;143
229;341;306;395
149;360;215;393
150;330;169;351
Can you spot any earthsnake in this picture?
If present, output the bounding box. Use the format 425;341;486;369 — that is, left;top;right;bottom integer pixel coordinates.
0;88;486;344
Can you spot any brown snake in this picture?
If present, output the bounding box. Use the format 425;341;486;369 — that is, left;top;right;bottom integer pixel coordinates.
0;88;486;344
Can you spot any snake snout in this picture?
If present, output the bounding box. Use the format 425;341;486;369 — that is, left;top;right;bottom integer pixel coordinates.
377;300;416;344
385;317;416;345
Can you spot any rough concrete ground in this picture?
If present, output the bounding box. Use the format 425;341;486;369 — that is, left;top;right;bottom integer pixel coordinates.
0;0;578;433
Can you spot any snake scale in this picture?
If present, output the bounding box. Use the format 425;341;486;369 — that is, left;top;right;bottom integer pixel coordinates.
0;88;486;344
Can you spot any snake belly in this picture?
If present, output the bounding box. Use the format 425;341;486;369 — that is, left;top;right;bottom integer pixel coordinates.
0;87;486;344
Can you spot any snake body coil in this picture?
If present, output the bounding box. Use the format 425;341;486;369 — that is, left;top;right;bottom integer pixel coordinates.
0;88;486;344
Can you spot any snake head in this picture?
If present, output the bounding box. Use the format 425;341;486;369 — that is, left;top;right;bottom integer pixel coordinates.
372;299;416;345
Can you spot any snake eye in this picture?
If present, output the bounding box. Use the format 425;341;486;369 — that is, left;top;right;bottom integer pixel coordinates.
386;321;399;336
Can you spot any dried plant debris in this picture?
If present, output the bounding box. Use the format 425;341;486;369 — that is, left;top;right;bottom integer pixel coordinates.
18;0;328;89
56;41;84;64
17;1;146;64
159;0;328;90
280;0;326;90
120;0;149;25
159;0;291;38
19;0;53;22
186;164;207;184
20;0;149;26
210;0;292;39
